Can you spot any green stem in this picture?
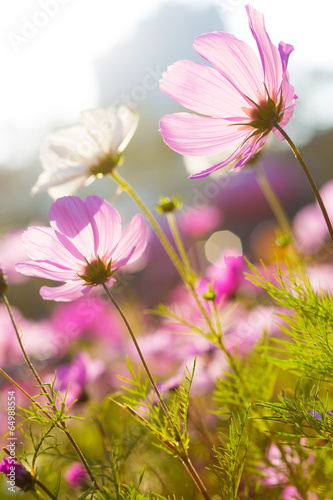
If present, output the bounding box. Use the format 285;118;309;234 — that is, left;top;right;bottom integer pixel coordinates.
274;123;333;244
34;479;59;500
254;162;306;278
0;367;52;420
1;294;46;394
100;282;173;424
0;294;100;491
101;282;212;500
110;170;186;281
166;212;193;276
110;170;217;337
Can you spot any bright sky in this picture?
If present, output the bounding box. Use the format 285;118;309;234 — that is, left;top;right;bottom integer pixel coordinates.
1;0;333;167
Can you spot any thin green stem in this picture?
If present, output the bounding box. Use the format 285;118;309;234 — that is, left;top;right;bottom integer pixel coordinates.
110;170;186;281
110;170;217;337
254;162;303;265
100;282;172;423
34;479;59;500
274;123;333;244
1;294;46;394
211;301;223;339
0;368;52;421
101;282;212;500
0;294;100;491
180;455;212;500
166;212;193;276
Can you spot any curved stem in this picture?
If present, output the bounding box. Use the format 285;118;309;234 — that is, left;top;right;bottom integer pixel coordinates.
0;368;52;421
100;282;172;424
274;123;333;244
101;282;212;500
166;212;193;276
180;455;212;500
34;478;59;500
254;162;305;274
1;294;46;394
110;170;217;337
0;294;100;491
110;170;186;281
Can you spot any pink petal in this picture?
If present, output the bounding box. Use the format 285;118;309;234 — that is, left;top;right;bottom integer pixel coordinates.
193;32;264;101
111;214;147;268
160;60;247;118
246;5;282;93
189;134;267;178
160;112;249;156
50;196;98;259
278;42;294;72
85;196;122;257
21;226;78;268
40;281;88;302
15;261;76;281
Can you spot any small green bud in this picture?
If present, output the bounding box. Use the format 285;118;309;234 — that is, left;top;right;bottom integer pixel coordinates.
203;285;217;302
156;195;182;214
275;234;291;247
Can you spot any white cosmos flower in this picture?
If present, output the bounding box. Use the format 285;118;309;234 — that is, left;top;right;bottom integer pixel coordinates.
32;105;139;199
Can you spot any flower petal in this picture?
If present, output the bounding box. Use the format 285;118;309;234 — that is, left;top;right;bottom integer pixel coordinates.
40;126;100;169
111;214;147;268
81;106;138;155
193;32;264;100
246;5;282;92
189;134;267;178
160;112;249;156
49;196;99;259
31;168;89;198
15;260;76;281
85;196;122;257
46;175;93;200
20;226;78;267
40;281;88;302
160;59;247;118
278;42;294;72
116;106;139;153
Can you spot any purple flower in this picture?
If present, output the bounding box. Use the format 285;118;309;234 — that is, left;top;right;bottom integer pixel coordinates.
159;5;296;177
16;195;147;302
0;458;34;490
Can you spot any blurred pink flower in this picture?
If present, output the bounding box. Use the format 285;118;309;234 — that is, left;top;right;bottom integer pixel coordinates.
159;5;296;178
199;251;250;304
16;195;147;302
262;443;317;498
178;205;223;239
52;351;105;407
0;229;30;284
51;295;123;344
293;180;333;253
32;106;138;199
64;462;89;488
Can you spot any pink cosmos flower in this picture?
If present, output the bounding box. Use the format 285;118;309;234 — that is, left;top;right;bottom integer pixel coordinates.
15;195;147;302
159;5;297;178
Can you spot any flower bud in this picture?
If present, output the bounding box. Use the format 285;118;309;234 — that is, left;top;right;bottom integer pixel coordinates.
156;195;182;214
0;458;35;491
